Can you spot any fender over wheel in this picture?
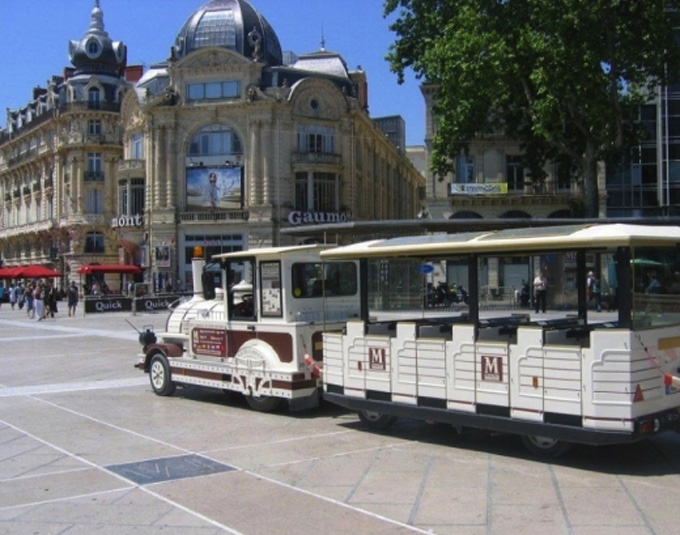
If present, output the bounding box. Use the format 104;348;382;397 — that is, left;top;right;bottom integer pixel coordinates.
358;410;397;431
520;434;572;458
149;354;176;397
245;394;282;412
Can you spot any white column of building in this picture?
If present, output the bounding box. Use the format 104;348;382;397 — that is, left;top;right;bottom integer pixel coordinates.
262;120;272;205
250;120;262;205
157;126;167;209
166;125;177;209
71;156;81;213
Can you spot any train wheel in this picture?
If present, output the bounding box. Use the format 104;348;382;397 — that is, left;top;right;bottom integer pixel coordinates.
358;410;397;430
245;394;282;412
521;435;572;458
149;354;176;396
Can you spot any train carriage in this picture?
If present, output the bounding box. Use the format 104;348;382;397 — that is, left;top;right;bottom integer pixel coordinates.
319;224;680;456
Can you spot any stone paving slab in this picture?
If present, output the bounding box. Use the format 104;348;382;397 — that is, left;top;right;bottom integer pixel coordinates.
2;308;680;534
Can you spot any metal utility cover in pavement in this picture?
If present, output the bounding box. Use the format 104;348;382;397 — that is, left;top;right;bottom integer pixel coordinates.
106;454;236;485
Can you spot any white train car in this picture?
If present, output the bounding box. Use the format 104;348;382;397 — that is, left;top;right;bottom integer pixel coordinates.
136;245;359;411
320;224;680;456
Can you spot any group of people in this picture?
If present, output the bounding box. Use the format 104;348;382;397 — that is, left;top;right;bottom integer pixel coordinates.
531;268;605;313
0;280;80;318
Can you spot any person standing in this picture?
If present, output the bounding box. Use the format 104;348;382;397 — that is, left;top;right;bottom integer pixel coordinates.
587;271;602;312
9;283;17;310
33;283;45;321
67;281;79;317
533;269;548;313
24;284;34;318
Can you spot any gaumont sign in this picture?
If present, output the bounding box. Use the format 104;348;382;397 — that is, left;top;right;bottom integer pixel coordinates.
111;213;144;228
287;211;351;226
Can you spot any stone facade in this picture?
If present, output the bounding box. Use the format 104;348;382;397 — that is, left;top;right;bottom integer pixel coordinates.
0;0;423;292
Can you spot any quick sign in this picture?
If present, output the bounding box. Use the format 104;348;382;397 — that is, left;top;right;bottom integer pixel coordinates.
84;297;133;313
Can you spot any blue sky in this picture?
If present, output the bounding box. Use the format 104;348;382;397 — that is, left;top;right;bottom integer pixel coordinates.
0;0;425;145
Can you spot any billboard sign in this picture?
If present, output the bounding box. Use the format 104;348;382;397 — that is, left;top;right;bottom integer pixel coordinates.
186;166;242;210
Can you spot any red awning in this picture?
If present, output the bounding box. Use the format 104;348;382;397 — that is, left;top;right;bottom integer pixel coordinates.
0;265;61;278
77;264;142;275
18;265;62;278
0;267;23;279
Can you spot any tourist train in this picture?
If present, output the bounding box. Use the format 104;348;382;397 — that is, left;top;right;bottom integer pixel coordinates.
136;223;680;457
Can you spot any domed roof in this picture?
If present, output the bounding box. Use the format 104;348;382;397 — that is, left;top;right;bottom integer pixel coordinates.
69;1;126;76
172;0;282;66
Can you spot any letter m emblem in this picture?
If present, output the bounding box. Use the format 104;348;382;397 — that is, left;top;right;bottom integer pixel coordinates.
481;355;503;382
368;347;386;371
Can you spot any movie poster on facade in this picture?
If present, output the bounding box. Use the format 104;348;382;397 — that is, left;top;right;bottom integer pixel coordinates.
155;245;171;268
186;166;242;210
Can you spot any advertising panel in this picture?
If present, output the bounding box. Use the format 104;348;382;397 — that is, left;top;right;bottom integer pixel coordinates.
186;166;242;210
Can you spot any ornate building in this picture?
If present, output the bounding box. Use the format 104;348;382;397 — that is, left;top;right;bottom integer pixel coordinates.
0;0;424;291
0;1;133;282
419;84;601;221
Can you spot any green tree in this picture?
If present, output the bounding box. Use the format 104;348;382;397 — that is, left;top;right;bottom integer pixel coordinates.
385;0;680;217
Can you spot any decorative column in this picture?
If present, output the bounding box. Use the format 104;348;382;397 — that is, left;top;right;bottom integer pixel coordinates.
262;120;273;205
167;125;177;210
157;126;167;209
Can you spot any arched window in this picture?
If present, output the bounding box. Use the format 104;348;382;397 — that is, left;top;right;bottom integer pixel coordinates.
188;124;242;156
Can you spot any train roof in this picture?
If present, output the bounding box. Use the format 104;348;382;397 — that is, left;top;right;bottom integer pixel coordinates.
320;223;680;259
212;243;335;261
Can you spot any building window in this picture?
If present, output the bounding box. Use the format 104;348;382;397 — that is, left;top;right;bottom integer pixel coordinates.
118;179;145;216
118;180;128;215
296;125;335;153
88;120;102;136
86;189;104;213
88;88;100;110
506;155;525;191
129;133;144;159
86;153;104;181
84;232;105;253
456;155;475;183
188;124;242;156
187;81;241;101
295;172;338;212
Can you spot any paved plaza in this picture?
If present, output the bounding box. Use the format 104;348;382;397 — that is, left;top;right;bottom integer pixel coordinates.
1;304;680;534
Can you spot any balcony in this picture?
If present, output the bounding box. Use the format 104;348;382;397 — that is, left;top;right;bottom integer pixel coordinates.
58;101;121;114
119;159;145;172
179;211;248;223
118;159;146;179
84;171;105;182
291;152;342;166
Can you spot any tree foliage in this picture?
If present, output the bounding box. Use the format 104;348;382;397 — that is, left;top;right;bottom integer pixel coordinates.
385;0;680;216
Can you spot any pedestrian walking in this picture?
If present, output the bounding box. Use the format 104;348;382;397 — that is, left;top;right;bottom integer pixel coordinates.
67;281;79;317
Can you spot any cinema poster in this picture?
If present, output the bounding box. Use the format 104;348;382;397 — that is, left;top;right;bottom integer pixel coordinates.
186;166;243;210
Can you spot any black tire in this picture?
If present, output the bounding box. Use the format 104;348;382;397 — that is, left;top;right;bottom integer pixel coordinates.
358;410;397;430
245;394;282;412
520;434;572;458
149;354;176;396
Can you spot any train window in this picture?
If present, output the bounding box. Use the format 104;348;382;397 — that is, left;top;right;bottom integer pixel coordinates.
291;262;357;298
